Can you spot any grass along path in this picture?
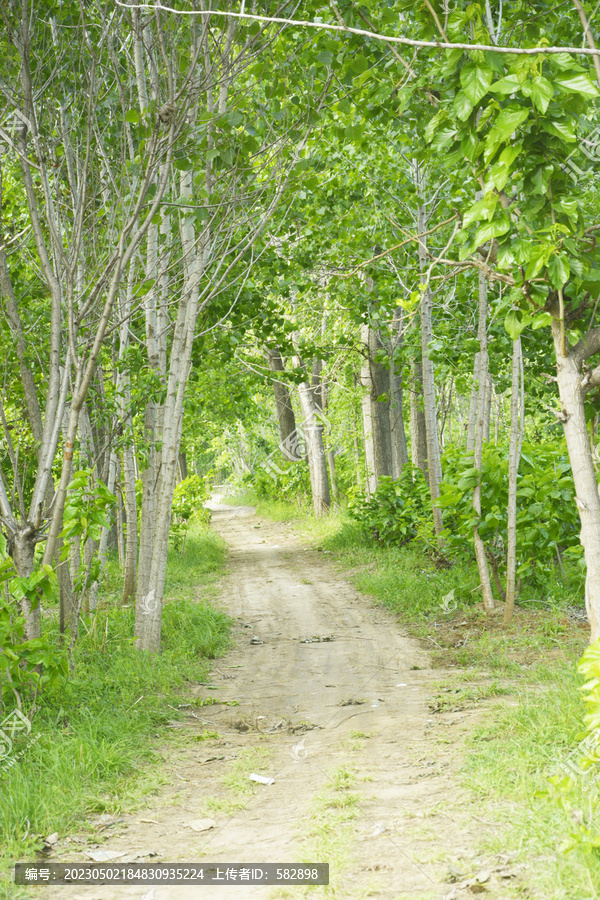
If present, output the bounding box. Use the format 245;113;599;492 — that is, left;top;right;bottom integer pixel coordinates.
1;523;231;900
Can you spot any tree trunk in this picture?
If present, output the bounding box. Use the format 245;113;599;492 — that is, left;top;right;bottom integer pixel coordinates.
327;448;339;504
483;374;492;443
472;271;495;612
178;452;188;482
295;372;330;517
410;358;428;475
552;322;600;640
466;353;480;452
504;336;524;624
361;322;393;492
416;190;443;536
10;528;38;641
390;307;409;477
265;348;297;450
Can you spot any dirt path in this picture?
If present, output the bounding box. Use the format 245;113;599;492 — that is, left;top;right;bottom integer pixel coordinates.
39;503;518;900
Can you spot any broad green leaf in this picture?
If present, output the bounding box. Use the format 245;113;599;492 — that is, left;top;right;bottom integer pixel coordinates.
225;110;244;126
556;197;579;220
424;110;446;144
489;143;522;190
525;246;550;279
489;74;521;95
430;127;457;152
462;195;497;228
460;64;493;104
548;254;570;288
473;216;510;244
554;72;599;97
505;309;530;340
532;312;553;330
489;106;529;143
316;50;333;66
541;119;576;142
125;109;140;123
528;76;554;113
173;157;194;171
453;90;474;121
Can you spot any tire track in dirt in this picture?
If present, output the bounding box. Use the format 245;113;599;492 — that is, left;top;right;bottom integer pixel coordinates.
37;502;512;900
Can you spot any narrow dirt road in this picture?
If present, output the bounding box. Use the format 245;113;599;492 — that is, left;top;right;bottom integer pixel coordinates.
39;502;516;900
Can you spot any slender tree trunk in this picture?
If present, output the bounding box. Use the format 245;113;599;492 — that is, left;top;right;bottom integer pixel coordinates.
327;448;339;504
361;323;393;492
265;348;297;450
483;374;493;443
472;271;495;611
416;192;443;536
390;307;409;477
466;353;480;452
410;358;428;475
294;368;330;517
552;322;600;640
504;337;524;624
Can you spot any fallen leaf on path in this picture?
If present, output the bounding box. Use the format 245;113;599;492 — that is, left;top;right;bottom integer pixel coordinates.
185;818;216;832
44;833;59;845
249;773;275;785
85;850;128;862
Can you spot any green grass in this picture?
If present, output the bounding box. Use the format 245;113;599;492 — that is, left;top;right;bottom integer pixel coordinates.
0;523;230;899
462;664;600;898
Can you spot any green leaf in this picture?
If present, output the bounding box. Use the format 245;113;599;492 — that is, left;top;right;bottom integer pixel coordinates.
125;109;140;124
489;143;522;190
462;195;497;228
528;76;554;113
489;74;521;95
554;72;600;97
460;64;493;104
173;157;194;171
453;91;474;121
316;51;333;66
548;254;570;288
489;106;530;143
532;312;553;330
473;216;510;244
430;127;457;152
541;119;577;142
505;309;530;340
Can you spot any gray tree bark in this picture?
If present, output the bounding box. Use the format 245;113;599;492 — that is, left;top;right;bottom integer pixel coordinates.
361;323;393;492
472;271;495;612
504;336;524;624
265;348;297;449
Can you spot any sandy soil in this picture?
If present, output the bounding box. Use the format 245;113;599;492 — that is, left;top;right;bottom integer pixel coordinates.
37;501;523;900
